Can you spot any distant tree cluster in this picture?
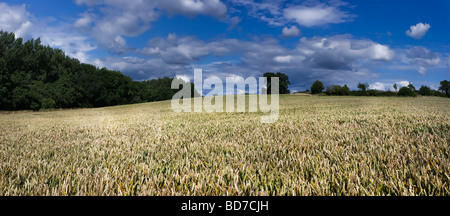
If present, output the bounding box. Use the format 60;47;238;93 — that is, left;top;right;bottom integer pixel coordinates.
418;85;432;96
309;79;449;97
397;85;417;97
325;85;351;96
0;31;198;111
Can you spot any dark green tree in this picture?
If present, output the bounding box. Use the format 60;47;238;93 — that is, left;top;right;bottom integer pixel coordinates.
357;82;369;92
311;80;324;94
325;85;351;96
263;72;290;94
398;86;417;97
418;85;432;96
439;80;449;96
408;83;416;91
343;84;351;95
0;31;199;111
0;58;10;109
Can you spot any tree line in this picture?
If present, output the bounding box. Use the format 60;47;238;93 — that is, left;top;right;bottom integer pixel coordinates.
309;80;449;97
260;73;449;98
0;31;198;111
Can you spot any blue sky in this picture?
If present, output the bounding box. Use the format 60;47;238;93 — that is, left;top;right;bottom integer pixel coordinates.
1;0;449;92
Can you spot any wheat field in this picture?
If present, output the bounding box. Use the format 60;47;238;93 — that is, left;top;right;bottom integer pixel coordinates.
0;95;449;196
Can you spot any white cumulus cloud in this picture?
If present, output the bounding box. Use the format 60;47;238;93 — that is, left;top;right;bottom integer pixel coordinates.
284;3;354;27
274;55;294;63
282;26;300;38
406;22;431;39
370;44;395;61
369;81;411;91
369;82;386;91
159;0;227;19
396;81;411;88
0;3;33;39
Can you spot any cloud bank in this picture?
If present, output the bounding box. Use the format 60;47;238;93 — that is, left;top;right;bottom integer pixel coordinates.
74;0;228;54
229;0;355;27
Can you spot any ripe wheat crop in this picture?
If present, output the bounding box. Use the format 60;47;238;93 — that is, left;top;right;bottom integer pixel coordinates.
1;96;449;195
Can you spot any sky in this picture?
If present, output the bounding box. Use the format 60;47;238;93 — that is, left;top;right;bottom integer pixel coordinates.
1;0;449;92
